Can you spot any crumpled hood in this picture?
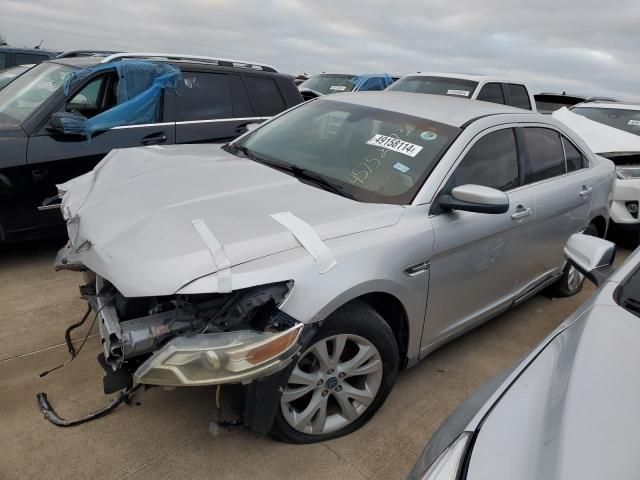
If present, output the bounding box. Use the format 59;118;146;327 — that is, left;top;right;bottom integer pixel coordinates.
467;303;640;480
60;144;404;297
553;107;640;155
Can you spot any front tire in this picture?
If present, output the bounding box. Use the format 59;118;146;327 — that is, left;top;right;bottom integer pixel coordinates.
271;301;399;443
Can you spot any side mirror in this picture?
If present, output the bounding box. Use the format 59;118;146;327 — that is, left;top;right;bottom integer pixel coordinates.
246;122;260;132
49;111;87;134
439;184;509;214
564;233;616;286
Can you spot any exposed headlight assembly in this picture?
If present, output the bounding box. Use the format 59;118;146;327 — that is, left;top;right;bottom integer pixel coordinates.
616;166;640;179
417;433;471;480
133;323;303;386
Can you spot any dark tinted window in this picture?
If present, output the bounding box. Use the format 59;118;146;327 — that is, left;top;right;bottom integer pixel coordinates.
0;53;6;69
15;53;49;65
507;84;531;110
177;72;233;121
450;129;519;191
476;83;505;105
387;76;478;98
562;137;586;171
229;75;253;117
245;75;286;116
524;128;566;182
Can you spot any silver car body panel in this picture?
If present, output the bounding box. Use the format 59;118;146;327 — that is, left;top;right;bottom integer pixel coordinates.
463;245;640;480
59;93;614;369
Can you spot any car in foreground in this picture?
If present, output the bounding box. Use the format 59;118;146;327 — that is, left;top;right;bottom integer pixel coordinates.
0;63;33;89
48;92;613;442
0;52;302;242
407;232;638;480
298;73;396;100
387;72;536;111
553;103;640;242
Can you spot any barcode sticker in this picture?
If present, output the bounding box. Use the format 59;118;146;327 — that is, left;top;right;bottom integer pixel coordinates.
366;134;423;157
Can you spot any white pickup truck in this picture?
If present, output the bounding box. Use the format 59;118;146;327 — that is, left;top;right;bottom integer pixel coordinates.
386;72;536;111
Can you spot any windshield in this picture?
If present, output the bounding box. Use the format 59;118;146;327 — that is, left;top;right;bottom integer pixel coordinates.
387;76;479;99
572;106;640;136
0;62;75;124
233;99;460;204
0;65;31;90
299;74;356;95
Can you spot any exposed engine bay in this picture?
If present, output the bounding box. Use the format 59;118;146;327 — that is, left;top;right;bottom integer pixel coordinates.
91;276;296;372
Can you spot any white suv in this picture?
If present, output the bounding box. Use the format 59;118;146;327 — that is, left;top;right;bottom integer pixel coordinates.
387;72;536;111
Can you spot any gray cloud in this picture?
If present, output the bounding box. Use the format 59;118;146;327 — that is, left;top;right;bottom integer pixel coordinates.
2;0;638;99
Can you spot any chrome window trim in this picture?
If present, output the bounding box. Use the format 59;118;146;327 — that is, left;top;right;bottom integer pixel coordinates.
111;122;174;130
175;116;268;126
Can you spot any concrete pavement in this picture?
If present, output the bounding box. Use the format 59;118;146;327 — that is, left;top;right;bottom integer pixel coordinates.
0;238;624;480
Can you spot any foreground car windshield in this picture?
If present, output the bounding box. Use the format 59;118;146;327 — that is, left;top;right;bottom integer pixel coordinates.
233;99;460;204
387;76;479;99
0;62;74;123
299;74;356;94
572;106;640;136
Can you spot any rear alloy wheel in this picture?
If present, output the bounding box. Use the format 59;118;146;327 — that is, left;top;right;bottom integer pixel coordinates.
272;302;398;443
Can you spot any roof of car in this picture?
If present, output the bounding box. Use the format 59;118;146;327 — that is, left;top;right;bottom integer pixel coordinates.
572;101;640;111
402;72;528;85
0;46;58;57
319;91;537;127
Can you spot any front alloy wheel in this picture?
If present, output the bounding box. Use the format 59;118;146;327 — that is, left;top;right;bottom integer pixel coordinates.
271;301;399;443
280;334;383;435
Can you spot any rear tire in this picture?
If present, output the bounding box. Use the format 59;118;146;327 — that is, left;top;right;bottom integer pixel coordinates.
271;301;399;443
552;223;599;297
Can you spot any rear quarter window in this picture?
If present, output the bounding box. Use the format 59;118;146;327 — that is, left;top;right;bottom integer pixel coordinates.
245;75;286;116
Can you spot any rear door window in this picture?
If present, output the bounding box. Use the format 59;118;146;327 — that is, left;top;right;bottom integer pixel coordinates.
506;84;531;110
177;72;233;121
244;75;286;116
448;128;519;191
562;137;587;171
476;83;505;105
523;128;566;183
0;53;7;69
229;75;254;117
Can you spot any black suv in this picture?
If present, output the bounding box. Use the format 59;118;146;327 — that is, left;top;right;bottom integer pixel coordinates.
0;47;58;69
0;53;303;242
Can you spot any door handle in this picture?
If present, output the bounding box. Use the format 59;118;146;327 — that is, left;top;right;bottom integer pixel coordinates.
579;186;593;198
511;206;533;220
141;133;167;146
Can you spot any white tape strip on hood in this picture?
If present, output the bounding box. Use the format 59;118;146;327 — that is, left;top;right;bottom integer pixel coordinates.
271;212;337;274
192;219;233;293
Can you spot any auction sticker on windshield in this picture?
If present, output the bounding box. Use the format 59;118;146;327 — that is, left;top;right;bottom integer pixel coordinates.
367;134;423;157
446;89;470;97
330;85;347;91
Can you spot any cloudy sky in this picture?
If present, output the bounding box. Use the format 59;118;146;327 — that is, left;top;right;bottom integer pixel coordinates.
3;0;639;100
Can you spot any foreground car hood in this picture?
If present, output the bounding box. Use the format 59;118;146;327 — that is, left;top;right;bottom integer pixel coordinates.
467;303;640;480
60;144;404;297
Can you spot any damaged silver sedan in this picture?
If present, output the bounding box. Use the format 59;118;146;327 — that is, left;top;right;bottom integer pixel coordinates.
43;92;613;442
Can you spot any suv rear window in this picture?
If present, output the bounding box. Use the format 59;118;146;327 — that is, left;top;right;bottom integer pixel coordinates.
507;84;531;110
523;128;566;182
387;76;478;99
245;75;285;116
177;72;233;121
15;53;49;65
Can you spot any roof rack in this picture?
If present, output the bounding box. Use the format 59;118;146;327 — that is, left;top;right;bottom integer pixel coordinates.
57;50;122;59
99;52;278;72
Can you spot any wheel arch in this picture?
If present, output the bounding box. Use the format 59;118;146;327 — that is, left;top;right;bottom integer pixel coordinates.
589;215;607;238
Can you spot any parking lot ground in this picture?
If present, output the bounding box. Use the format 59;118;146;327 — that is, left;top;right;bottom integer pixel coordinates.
0;238;630;480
